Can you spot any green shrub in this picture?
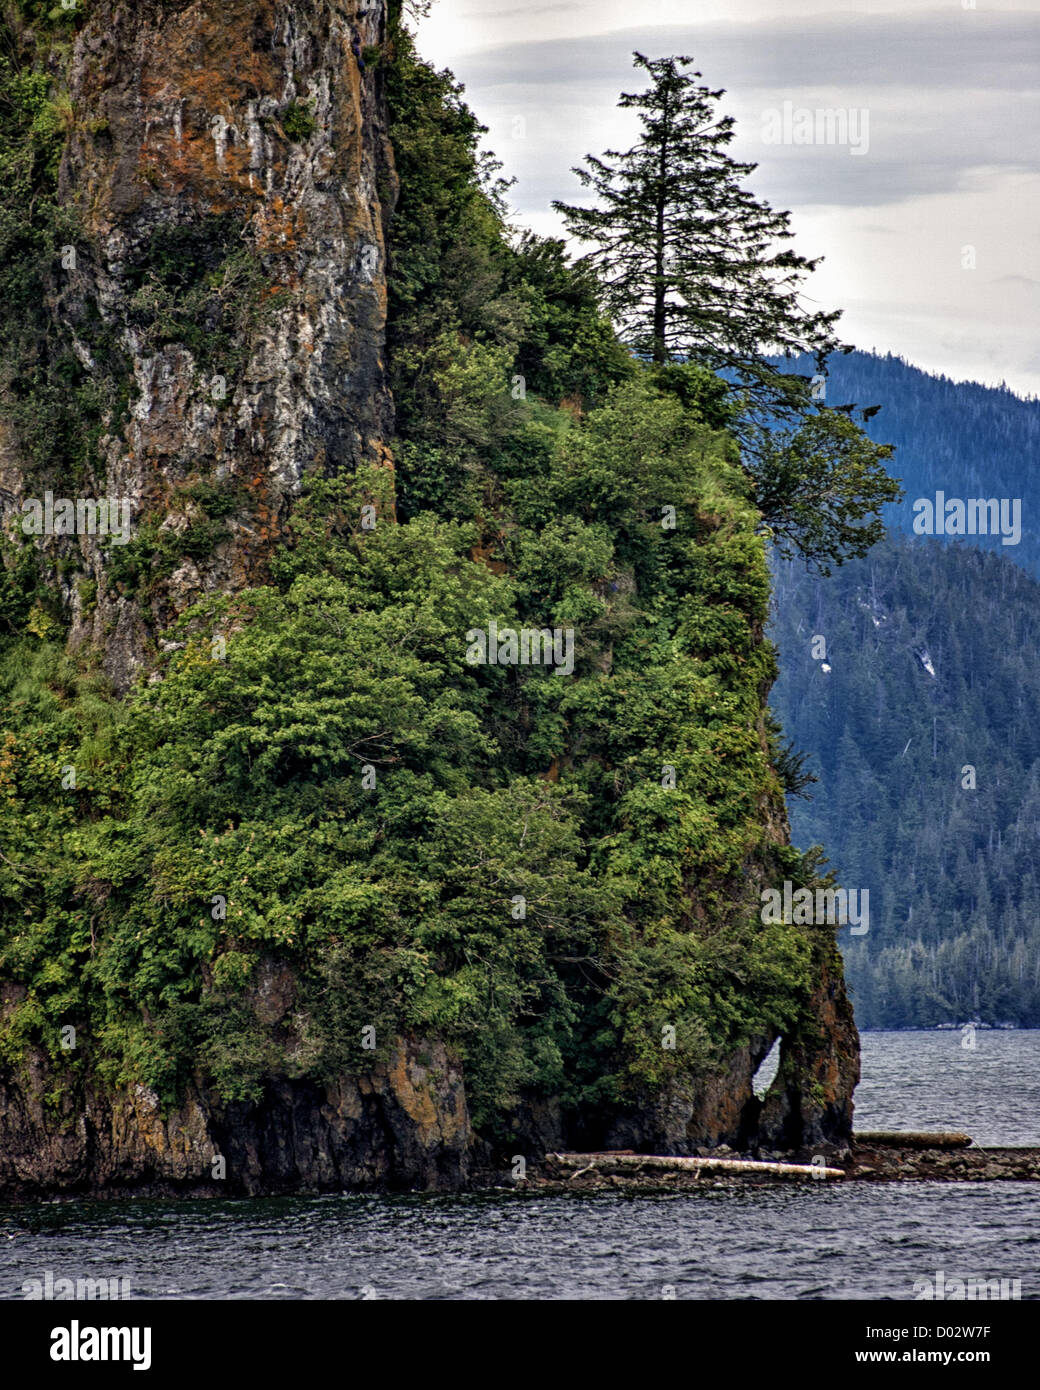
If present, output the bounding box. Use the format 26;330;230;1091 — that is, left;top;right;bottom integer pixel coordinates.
282;100;317;142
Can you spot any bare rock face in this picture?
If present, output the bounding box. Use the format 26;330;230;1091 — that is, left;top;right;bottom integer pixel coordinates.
757;939;860;1152
5;0;396;692
585;1003;858;1158
0;1036;471;1198
599;1040;772;1156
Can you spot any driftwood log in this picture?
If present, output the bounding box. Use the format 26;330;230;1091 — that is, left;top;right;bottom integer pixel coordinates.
549;1152;845;1179
854;1131;972;1149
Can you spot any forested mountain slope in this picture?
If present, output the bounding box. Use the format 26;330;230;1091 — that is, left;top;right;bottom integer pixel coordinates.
772;529;1040;1028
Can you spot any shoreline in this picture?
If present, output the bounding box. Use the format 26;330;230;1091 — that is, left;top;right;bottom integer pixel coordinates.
3;1140;1039;1206
523;1142;1040;1193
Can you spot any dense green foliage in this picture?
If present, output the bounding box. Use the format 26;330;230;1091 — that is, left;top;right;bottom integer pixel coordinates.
0;18;869;1141
1;388;820;1132
746;407;901;574
384;25;633;519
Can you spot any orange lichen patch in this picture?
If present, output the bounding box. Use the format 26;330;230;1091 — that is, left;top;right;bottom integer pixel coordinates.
469;537;507;575
149;132;262;212
148;133;267;216
369;279;389;317
68;0;299;226
135;0;280;103
251;499;282;545
252;196;307;258
368;440;395;472
388;1046;448;1144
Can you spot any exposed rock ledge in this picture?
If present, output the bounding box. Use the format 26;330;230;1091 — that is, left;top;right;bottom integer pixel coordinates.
0;1038;471;1201
524;1142;1040;1191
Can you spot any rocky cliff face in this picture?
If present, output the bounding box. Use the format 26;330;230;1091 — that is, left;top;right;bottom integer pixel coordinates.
1;0;395;692
0;1027;471;1199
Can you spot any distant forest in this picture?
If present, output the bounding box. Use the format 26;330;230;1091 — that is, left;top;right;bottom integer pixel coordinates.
777;350;1040;572
771;352;1040;1028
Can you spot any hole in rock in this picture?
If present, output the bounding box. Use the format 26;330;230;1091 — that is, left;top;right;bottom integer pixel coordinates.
751;1037;782;1100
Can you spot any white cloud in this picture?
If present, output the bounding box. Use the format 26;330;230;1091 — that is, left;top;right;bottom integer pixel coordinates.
416;2;1040;396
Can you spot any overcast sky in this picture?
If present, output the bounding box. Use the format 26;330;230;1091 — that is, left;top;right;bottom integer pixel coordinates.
417;0;1040;397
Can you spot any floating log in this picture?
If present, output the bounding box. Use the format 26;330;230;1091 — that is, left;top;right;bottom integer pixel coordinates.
855;1130;972;1150
549;1151;844;1179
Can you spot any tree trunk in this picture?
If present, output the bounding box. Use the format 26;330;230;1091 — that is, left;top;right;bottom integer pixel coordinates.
652;102;668;362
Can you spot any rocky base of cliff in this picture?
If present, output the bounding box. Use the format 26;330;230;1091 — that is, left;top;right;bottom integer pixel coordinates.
0;1037;473;1202
846;1142;1040;1182
518;1142;1040;1191
1;1006;860;1201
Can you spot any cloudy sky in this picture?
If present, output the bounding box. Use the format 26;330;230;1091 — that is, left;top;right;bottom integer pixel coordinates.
417;0;1040;397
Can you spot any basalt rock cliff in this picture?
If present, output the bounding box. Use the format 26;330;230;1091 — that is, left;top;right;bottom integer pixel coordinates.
0;0;858;1199
1;0;395;692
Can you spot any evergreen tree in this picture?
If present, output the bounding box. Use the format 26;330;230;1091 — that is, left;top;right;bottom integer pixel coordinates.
553;53;900;569
552;53;843;408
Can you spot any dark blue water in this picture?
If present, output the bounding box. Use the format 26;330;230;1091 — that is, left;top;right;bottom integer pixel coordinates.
3;1031;1038;1300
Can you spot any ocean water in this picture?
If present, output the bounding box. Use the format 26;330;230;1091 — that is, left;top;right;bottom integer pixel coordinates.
2;1030;1038;1300
854;1029;1040;1146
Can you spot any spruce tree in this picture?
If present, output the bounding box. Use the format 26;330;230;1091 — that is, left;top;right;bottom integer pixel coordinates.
555;54;902;568
553;53;845;415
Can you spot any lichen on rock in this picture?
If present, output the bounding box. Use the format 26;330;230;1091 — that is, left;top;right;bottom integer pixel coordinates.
3;0;396;691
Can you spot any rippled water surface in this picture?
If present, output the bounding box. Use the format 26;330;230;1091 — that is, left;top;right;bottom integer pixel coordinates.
2;1031;1038;1300
854;1030;1040;1146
